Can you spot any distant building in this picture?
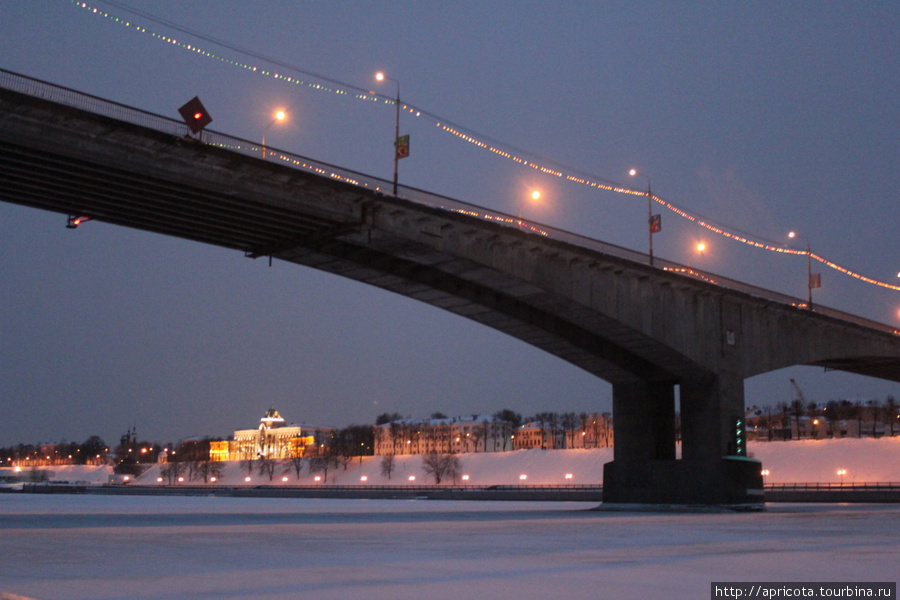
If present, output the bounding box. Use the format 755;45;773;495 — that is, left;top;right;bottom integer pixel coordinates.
514;414;613;450
375;414;507;455
211;409;335;461
374;412;612;455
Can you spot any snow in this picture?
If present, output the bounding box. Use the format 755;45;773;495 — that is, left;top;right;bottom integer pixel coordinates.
1;439;899;599
3;436;899;487
748;437;900;483
1;495;898;600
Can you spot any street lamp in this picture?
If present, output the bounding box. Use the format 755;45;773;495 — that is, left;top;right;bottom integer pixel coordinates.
837;468;847;486
629;169;658;266
788;231;819;309
262;109;286;158
519;189;541;223
376;71;402;195
690;241;707;269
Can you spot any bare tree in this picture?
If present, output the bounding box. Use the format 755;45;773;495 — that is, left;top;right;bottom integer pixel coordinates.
241;457;255;476
806;403;820;439
885;396;897;437
194;460;223;483
380;454;396;480
561;412;578;448
284;456;304;480
776;402;791;440
257;456;277;481
470;421;485;453
823;401;841;438
533;412;554;449
853;400;865;438
421;452;461;484
867;399;882;438
493;409;522;451
160;461;184;485
308;456;339;483
790;400;806;439
389;422;403;455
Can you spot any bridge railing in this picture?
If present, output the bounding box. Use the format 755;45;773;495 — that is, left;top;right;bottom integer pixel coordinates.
764;482;900;491
2;68;896;336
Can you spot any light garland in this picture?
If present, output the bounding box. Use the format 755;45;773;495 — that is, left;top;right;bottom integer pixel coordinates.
71;0;900;294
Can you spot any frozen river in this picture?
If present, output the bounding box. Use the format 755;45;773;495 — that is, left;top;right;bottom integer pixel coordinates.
1;495;897;600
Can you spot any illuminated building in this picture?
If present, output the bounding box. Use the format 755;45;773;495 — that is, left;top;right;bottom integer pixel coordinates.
216;409;334;461
511;415;613;450
374;412;612;455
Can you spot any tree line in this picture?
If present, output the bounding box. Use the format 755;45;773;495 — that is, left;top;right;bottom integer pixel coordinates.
749;396;898;440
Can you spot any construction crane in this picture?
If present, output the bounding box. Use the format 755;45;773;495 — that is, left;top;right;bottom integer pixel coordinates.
789;378;806;403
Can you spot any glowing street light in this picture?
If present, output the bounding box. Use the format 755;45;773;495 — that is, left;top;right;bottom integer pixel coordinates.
376;71;403;195
837;468;847;486
519;189;541;224
629;169;659;266
788;231;820;309
262;109;286;158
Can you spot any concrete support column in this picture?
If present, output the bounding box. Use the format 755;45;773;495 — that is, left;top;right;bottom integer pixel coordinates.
610;380;676;464
603;372;763;506
603;380;676;504
680;372;744;463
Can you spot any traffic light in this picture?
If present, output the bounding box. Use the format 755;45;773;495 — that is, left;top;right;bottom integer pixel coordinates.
178;96;212;134
733;417;746;456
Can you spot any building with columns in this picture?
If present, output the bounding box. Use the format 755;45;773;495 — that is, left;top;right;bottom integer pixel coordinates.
209;409;334;461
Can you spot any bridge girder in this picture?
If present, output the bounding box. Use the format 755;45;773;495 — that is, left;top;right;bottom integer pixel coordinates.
3;81;900;505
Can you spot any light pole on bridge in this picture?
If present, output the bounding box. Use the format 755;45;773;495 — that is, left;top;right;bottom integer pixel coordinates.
376;71;402;196
788;231;819;309
519;189;541;223
262;109;286;159
629;168;658;266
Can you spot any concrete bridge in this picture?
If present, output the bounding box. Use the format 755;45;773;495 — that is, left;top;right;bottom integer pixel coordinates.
3;70;900;505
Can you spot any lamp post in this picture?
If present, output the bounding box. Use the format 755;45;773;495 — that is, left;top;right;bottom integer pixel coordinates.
262;110;286;158
692;241;706;269
519;190;540;224
629;169;656;266
376;71;401;195
788;231;818;309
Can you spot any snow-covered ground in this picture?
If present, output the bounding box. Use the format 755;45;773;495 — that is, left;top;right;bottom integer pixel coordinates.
1;439;898;599
3;437;898;486
1;494;898;600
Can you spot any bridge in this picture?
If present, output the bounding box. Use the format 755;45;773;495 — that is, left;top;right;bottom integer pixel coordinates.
3;69;900;505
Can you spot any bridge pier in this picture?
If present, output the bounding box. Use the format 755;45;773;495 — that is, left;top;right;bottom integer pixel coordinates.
603;374;763;507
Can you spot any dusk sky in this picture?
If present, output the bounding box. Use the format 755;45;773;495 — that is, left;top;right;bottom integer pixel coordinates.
2;1;899;447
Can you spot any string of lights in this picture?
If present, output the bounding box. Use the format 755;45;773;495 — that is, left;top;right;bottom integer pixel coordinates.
74;0;900;293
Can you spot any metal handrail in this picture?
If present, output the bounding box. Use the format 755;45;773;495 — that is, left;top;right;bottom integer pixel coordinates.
764;482;900;491
121;482;603;490
2;67;896;336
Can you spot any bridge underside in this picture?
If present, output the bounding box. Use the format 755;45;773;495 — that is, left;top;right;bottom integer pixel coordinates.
3;83;898;506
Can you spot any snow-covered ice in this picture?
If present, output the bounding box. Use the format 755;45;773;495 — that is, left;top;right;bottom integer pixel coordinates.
1;494;898;600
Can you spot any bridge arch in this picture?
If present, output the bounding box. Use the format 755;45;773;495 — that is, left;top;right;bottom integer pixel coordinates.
3;75;900;504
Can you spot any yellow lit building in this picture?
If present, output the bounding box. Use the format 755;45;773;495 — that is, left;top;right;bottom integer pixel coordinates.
216;409;332;461
209;440;229;462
